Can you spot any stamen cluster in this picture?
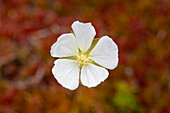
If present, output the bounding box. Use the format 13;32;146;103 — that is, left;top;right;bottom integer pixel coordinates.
74;52;93;68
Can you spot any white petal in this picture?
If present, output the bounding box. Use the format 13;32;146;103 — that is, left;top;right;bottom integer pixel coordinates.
81;64;109;88
71;21;96;52
89;36;118;70
52;59;80;90
50;33;78;57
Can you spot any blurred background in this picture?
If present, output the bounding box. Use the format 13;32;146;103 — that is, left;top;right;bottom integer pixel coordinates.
0;0;170;113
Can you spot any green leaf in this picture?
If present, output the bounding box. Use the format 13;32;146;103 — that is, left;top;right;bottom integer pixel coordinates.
70;31;75;36
60;56;76;60
86;38;100;54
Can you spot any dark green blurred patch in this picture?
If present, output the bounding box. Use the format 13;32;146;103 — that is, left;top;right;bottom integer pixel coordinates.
113;81;139;113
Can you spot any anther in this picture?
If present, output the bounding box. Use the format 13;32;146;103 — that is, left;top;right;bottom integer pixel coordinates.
76;60;79;63
85;64;88;66
74;52;91;66
80;62;84;65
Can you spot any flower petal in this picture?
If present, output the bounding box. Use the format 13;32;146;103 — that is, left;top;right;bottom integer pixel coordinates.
52;59;80;90
89;36;118;70
71;21;96;52
50;33;78;57
81;64;109;88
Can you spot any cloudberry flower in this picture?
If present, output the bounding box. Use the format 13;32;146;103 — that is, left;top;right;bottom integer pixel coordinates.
50;21;118;90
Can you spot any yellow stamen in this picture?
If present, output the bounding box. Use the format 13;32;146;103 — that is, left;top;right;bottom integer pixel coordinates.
85;64;88;66
76;60;79;63
74;52;91;67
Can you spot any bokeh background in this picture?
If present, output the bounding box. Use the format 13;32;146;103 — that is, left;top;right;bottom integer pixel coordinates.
0;0;170;113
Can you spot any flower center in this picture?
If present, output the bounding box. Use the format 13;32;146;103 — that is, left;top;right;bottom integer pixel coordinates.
74;52;93;68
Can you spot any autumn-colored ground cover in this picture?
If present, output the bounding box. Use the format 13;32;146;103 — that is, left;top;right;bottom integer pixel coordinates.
0;0;170;113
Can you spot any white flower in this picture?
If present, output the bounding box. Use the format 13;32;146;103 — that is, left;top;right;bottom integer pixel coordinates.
50;21;118;90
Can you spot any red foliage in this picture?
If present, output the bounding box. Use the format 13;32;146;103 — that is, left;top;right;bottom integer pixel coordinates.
0;0;170;113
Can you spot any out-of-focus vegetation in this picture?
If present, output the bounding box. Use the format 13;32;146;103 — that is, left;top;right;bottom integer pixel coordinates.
0;0;170;113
